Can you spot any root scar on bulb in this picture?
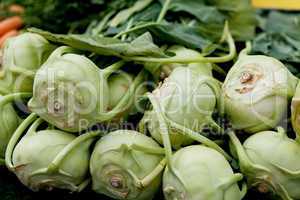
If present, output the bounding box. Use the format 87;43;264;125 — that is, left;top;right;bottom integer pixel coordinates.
110;177;123;189
240;72;253;84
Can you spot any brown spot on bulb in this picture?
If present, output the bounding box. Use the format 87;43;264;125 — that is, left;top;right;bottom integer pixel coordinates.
110;177;123;189
53;101;62;112
257;182;270;194
240;72;253;84
235;87;253;94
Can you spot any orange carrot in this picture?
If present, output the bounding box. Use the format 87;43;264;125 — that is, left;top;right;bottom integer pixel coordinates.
0;29;18;48
9;4;25;14
0;16;23;37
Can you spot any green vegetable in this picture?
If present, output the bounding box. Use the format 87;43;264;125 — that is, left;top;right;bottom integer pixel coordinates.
30;22;236;65
0;33;55;94
28;29;167;59
159;0;256;41
28;46;146;132
140;66;221;149
143;45;213;78
145;92;232;160
139;42;231;149
146;90;243;200
292;82;300;138
229;128;300;200
5;113;100;192
2;0;136;33
0;92;31;162
90;130;166;200
252;11;300;64
222;45;298;133
107;71;147;121
163;145;246;200
102;0;255;52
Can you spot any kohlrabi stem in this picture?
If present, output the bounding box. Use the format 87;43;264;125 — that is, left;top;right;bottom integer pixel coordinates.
240;183;248;199
26;118;44;136
103;60;126;77
131;144;165;155
147;92;172;166
114;22;159;39
113;0;170;38
228;131;270;174
122;22;236;63
217;173;243;190
9;67;36;78
141;158;166;187
46;131;101;173
99;70;145;121
5;113;38;170
157;0;172;23
239;41;252;58
0;92;32;107
43;46;77;66
166;118;232;161
93;11;115;35
212;64;227;77
121;18;134;41
77;179;91;192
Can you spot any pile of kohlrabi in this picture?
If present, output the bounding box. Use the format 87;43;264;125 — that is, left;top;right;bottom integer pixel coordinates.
1;1;300;200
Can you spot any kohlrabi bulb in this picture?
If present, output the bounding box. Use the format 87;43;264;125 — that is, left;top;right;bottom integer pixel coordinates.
291;81;300;138
6;114;100;192
90;130;165;200
229;128;300;200
0;92;31;162
0;95;20;160
163;145;245;200
140;65;221;149
0;33;55;93
223;53;298;133
28;46;145;132
107;71;147;121
144;45;213;79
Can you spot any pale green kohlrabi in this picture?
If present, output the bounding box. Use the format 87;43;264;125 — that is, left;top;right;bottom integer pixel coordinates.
0;33;55;94
139;61;223;150
28;46;146;132
107;71;147;122
90;130;166;200
291;82;300;138
223;44;298;134
0;92;32;163
229;128;300;200
139;24;237;149
163;145;246;200
5;113;101;192
146;92;245;200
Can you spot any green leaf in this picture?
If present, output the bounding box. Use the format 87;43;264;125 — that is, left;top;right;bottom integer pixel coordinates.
166;0;225;24
252;11;300;63
28;28;167;58
147;23;220;50
159;0;256;41
109;0;154;27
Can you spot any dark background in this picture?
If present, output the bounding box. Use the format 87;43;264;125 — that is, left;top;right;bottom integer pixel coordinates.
0;166;271;200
